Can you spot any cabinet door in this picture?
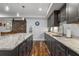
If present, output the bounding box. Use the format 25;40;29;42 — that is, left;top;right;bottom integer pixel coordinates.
47;17;51;27
55;46;66;56
12;20;26;33
66;3;78;23
50;14;54;26
68;49;79;56
77;4;79;17
46;35;50;50
26;38;31;55
55;41;66;56
60;4;66;22
44;34;52;55
26;36;33;56
51;38;56;56
48;35;52;53
44;33;48;45
45;34;56;56
18;43;25;56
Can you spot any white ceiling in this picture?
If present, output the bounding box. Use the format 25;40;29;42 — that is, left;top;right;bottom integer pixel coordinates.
0;3;50;17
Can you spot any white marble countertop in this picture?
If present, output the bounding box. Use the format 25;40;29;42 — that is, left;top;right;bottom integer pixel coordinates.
0;33;32;50
45;32;79;55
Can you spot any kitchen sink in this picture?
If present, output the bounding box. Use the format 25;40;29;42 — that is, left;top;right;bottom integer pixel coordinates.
53;35;62;37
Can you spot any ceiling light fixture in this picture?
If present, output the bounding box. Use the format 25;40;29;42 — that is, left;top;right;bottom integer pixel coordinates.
38;8;42;11
5;6;10;11
17;13;19;17
22;17;24;20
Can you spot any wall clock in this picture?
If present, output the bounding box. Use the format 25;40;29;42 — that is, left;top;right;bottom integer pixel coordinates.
35;21;40;26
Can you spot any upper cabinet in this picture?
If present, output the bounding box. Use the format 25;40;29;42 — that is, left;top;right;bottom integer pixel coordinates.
47;10;60;27
47;16;51;27
59;3;79;23
12;19;26;33
53;10;60;26
59;4;66;22
77;4;79;17
66;3;78;23
47;3;79;27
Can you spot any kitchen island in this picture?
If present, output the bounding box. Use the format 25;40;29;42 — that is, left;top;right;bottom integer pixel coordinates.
45;32;79;56
0;33;33;56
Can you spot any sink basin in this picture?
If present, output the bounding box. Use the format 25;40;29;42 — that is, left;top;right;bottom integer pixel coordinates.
53;35;62;37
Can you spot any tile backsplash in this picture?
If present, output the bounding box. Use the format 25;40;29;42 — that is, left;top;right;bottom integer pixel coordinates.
59;22;79;37
26;17;48;41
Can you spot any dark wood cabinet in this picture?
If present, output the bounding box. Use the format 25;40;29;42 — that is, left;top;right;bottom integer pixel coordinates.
45;33;66;56
77;4;79;17
12;20;26;33
59;3;79;23
53;10;60;26
45;33;56;56
57;3;79;23
47;10;60;27
48;3;79;25
55;40;68;56
45;33;51;52
66;3;78;23
59;4;66;22
51;37;56;56
55;45;66;56
18;43;25;56
47;16;51;27
18;35;33;56
45;33;51;55
67;49;79;56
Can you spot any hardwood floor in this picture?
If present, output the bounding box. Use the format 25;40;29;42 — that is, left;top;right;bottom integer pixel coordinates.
30;41;50;56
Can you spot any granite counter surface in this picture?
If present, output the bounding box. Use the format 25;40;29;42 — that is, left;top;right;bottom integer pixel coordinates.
0;33;32;50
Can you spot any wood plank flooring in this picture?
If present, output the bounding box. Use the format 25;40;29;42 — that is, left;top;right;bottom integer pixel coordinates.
30;41;50;56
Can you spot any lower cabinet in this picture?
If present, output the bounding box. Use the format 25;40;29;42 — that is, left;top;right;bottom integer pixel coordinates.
18;41;27;56
45;33;56;56
0;35;33;56
45;33;78;56
18;35;33;56
67;48;79;56
55;40;67;56
50;37;56;56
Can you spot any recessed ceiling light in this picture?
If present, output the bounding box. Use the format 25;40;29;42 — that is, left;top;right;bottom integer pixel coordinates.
22;17;24;20
17;13;19;17
38;8;42;11
5;6;10;11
